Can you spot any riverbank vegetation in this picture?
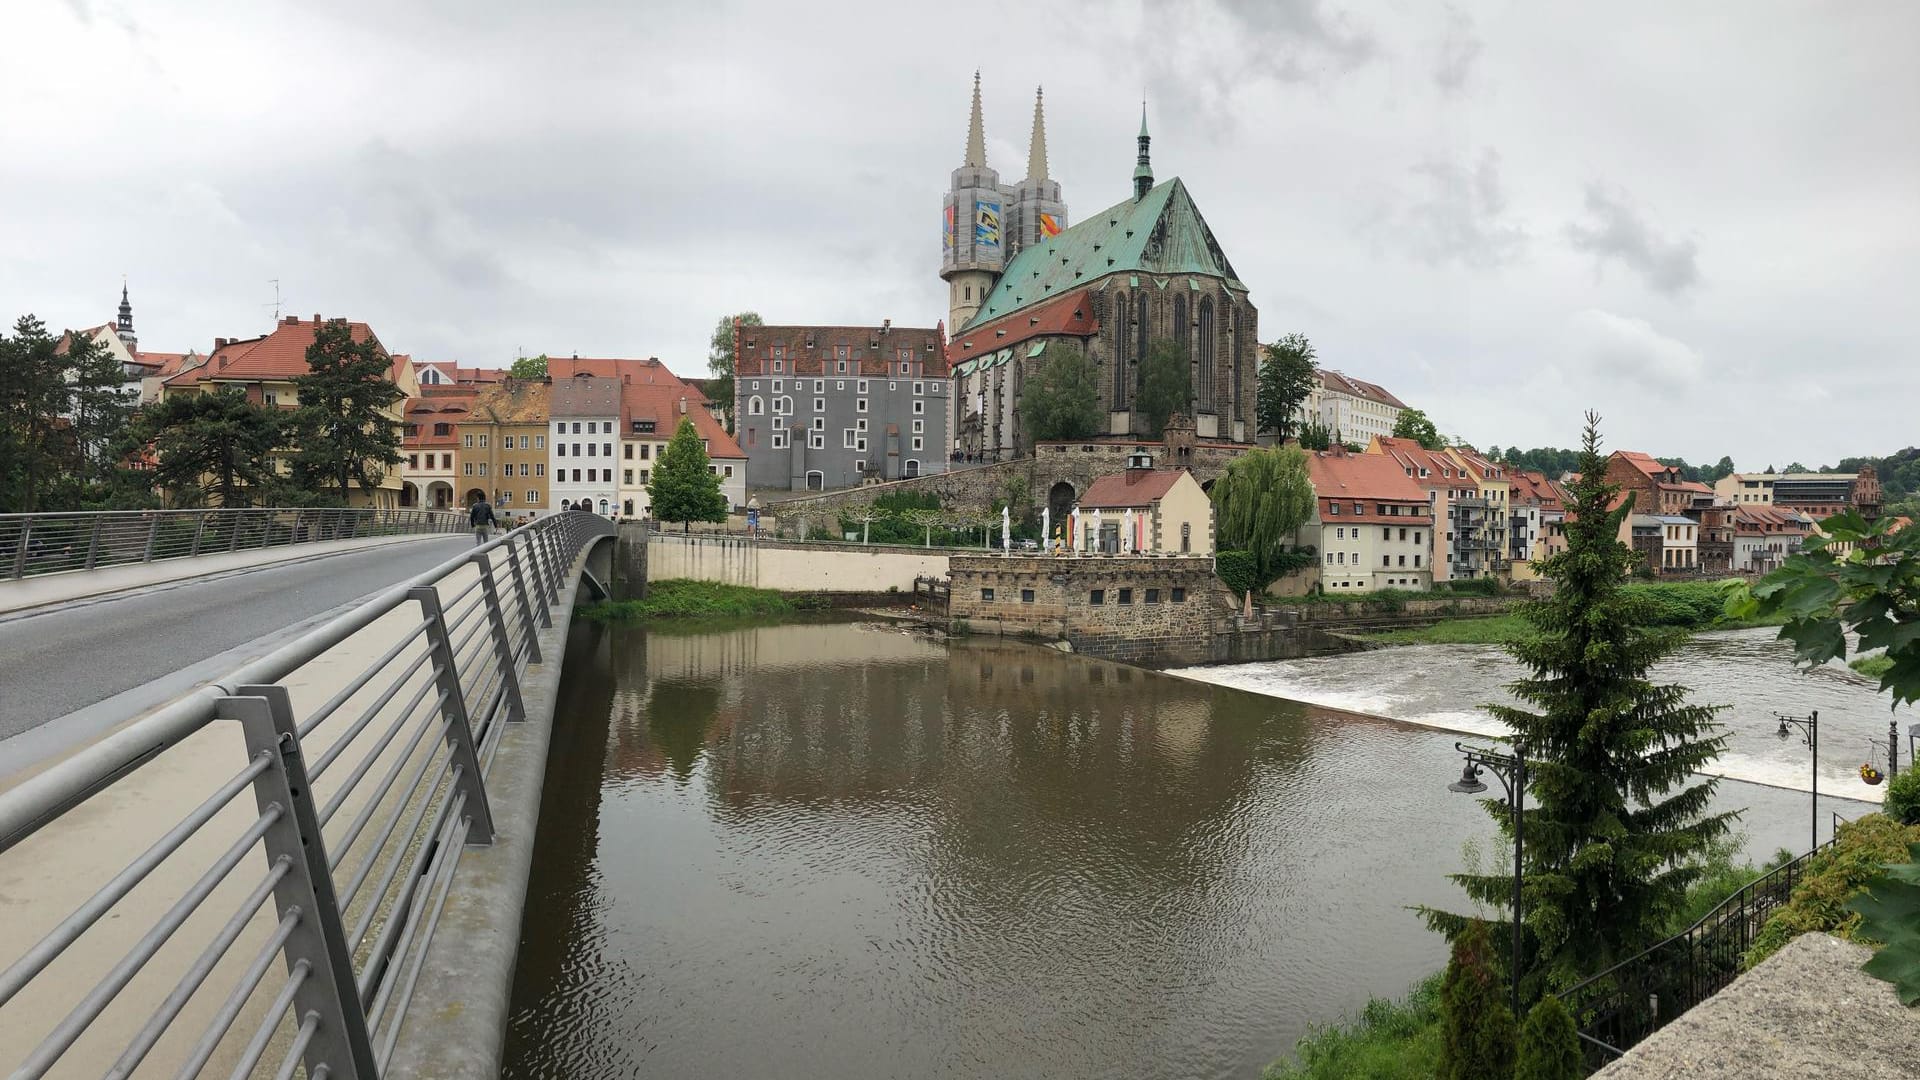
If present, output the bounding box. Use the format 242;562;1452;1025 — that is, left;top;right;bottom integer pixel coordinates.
1357;580;1786;646
577;580;816;621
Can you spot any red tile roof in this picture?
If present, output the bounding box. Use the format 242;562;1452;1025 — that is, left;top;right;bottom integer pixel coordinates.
1613;450;1677;482
1079;468;1191;508
624;380;745;460
947;290;1099;363
1308;449;1431;503
1317;369;1407;410
403;395;474;448
168;315;384;385
739;324;949;378
1367;437;1480;494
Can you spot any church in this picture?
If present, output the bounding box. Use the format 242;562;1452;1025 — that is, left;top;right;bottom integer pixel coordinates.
942;76;1259;459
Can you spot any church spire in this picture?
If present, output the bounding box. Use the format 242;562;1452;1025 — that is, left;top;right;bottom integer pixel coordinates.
116;279;133;334
1025;86;1049;182
1133;101;1154;200
964;71;987;169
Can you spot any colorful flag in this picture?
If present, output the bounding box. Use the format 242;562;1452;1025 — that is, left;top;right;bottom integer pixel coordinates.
1039;212;1061;238
943;205;955;253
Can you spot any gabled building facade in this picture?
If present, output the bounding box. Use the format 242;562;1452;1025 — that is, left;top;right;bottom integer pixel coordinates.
456;379;552;517
1298;370;1407;446
1305;446;1434;593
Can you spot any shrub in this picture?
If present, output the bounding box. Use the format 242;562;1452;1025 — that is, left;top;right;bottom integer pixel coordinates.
1216;550;1259;597
577;579;795;620
1441;577;1502;597
1263;974;1442;1080
1515;996;1581;1080
1886;769;1920;826
1746;814;1920;967
1438;921;1515;1080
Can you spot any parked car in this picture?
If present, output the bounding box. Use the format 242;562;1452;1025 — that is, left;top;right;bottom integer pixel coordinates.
1018;539;1039;551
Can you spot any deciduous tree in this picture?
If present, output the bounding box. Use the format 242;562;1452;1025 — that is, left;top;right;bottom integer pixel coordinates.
1136;338;1190;439
1211;445;1316;583
289;319;404;504
648;418;729;533
507;353;548;380
1256;333;1318;440
1392;407;1444;450
1017;342;1102;442
708;312;763;434
1424;413;1735;1000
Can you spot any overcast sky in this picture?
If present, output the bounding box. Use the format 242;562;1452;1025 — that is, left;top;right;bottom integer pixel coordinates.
6;0;1916;469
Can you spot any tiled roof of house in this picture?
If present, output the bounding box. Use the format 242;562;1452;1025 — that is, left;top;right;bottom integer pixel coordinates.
949;291;1100;368
1612;450;1681;482
1367;437;1480;494
466;380;551;425
1079;468;1191;508
624;380;746;460
403;395;474;448
1734;504;1811;533
1317;369;1407;410
1308;448;1430;503
168;315;383;385
550;372;623;418
414;360;506;385
741;324;948;377
964;178;1244;331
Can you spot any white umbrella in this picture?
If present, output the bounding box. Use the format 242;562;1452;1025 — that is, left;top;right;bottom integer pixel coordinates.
1090;508;1103;554
1001;504;1011;555
1121;508;1135;555
1069;507;1081;555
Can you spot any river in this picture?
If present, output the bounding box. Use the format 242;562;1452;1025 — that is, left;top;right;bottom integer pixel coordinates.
502;619;1861;1080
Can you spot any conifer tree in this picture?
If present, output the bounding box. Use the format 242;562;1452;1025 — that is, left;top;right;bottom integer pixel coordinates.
1438;920;1517;1080
290;319;404;504
1515;996;1583;1080
1424;413;1735;997
648;418;729;533
134;387;282;507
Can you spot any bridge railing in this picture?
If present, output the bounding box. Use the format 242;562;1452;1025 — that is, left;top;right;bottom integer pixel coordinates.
0;510;615;1080
0;507;467;580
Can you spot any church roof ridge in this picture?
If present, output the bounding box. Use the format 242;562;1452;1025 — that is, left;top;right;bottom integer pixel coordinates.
960;176;1243;331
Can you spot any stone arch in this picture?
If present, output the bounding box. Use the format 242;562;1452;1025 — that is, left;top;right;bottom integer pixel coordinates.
1047;481;1075;532
464;487;486;505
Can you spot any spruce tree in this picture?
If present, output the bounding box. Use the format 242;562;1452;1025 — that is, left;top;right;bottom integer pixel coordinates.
647;418;728;533
1438;920;1517;1080
1516;996;1583;1080
1425;413;1735;997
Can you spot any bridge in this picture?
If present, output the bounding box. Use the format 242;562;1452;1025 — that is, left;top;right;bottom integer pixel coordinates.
0;508;620;1079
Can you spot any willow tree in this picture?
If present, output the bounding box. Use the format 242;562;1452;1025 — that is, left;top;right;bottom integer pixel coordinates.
1424;413;1735;999
1210;445;1315;584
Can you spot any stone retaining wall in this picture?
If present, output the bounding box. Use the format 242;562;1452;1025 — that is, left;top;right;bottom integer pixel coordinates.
648;533;954;592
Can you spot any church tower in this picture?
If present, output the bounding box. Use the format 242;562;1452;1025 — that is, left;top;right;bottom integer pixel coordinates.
1003;87;1068;260
940;73;1004;334
115;281;137;352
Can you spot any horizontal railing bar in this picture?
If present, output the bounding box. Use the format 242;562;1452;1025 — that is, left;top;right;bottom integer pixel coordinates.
0;753;272;1007
272;1011;322;1080
297;616;434;739
315;672;442;829
344;747;455;931
222;960;310;1080
373;813;472;1066
366;790;468;1033
308;646;437;785
105;858;292;1080
327;690;448;870
17;804;286;1078
172;912;300;1080
356;786;465;1004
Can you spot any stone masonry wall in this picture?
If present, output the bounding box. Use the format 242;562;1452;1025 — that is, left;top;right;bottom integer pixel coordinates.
947;554;1232;665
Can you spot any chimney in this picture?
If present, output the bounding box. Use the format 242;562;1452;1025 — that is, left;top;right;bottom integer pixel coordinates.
282;315;297;325
881;318;891;333
313;313;321;324
679;396;687;415
1126;451;1153;479
214;337;228;350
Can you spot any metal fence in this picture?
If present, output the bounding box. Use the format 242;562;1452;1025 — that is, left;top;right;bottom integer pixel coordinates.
0;508;467;580
1561;828;1841;1068
0;510;615;1079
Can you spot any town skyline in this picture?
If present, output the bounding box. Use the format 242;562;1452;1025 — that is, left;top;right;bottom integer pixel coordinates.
7;0;1916;467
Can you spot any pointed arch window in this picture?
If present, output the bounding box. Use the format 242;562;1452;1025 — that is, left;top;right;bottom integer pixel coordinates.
1229;305;1243;423
1173;295;1188;355
1134;295;1149;382
1112;292;1129;408
1197;296;1216;413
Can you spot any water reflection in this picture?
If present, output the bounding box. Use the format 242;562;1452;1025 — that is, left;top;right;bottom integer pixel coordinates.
505;620;1830;1080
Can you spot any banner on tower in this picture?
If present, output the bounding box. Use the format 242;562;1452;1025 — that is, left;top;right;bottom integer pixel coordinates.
974;199;1001;252
943;205;955;254
1039;212;1061;238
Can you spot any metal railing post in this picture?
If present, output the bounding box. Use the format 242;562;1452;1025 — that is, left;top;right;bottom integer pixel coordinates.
503;537;547;655
83;514;103;570
469;552;528;725
11;515;30;578
219;686;379;1080
187;511;207;558
229;508;244;551
522;528;557;619
407;588;497;845
141;514;160;563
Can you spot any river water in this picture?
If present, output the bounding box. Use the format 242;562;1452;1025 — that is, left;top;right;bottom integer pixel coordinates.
503;619;1864;1080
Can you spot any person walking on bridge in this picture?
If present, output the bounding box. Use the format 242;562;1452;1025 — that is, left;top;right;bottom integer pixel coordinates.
469;495;498;546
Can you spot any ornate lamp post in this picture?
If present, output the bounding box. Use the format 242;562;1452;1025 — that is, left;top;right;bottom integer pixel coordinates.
1447;740;1528;1017
1776;710;1818;852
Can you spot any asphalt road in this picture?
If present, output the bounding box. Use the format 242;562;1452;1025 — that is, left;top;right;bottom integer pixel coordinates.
0;536;472;743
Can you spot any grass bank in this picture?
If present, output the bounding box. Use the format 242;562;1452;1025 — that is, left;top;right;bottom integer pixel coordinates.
1850;654;1894;680
577;579;821;621
1356;581;1786;647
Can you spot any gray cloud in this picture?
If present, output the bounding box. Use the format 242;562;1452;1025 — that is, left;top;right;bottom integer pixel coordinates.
1369;149;1527;270
1566;184;1702;295
1214;0;1379;76
1434;7;1482;93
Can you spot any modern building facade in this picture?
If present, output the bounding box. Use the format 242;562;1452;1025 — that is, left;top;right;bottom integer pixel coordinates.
734;323;949;492
1364;436;1492;582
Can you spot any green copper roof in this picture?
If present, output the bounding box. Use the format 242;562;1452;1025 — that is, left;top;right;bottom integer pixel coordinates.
961;178;1244;331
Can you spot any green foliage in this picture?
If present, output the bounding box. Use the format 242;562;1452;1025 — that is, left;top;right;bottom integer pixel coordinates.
707;311;762;433
1668;840;1796;934
871;490;940;513
1852;654;1895;680
1886;768;1920;826
1845;840;1920;1005
1017;342;1102;442
1213;445;1316;583
1424;413;1735;1003
132;388;283;507
1514;997;1581;1080
1391;408;1444;451
1746;815;1920;967
647;418;730;531
1731;508;1920;707
1437;921;1516;1080
507;353;548;380
1298;418;1333;451
1443;576;1503;597
0;314;140;513
1216;550;1259;596
1136;338;1190;439
1263;973;1443;1080
1257;333;1318;440
579;579;799;620
288;318;404;504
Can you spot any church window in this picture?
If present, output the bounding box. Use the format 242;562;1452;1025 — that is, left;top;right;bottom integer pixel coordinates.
1112;292;1130;408
748;396;763;416
1173;295;1188;351
1230;307;1242;422
1197;296;1216;412
964;285;972;300
1135;295;1149;379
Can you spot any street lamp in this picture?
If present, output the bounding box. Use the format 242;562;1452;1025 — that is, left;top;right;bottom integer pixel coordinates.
1447;740;1528;1017
1776;710;1818;853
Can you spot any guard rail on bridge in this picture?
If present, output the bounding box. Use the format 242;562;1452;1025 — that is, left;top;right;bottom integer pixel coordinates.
0;510;615;1079
0;508;466;580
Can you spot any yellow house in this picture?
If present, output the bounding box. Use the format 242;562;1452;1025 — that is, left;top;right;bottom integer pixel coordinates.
1445;447;1512;571
455;380;554;517
1075;460;1213;555
161;315;417;507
